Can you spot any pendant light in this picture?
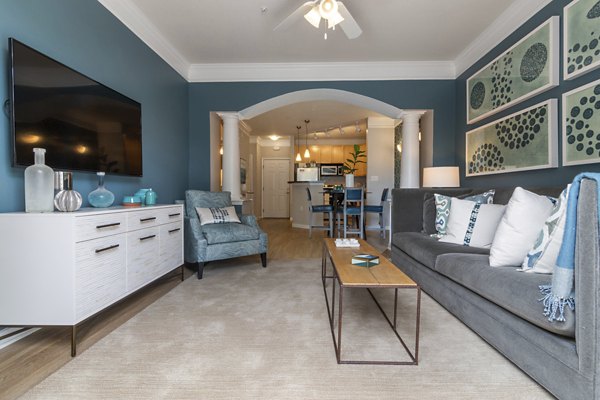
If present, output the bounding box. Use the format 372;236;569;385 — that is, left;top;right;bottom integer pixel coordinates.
295;125;302;162
303;120;311;159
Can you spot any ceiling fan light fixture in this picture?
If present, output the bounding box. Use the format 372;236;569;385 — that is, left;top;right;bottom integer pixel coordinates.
304;6;321;28
327;11;344;29
319;0;338;19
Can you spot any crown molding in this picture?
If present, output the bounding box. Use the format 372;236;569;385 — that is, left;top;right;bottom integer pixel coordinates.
97;0;189;79
187;61;455;82
100;0;548;82
454;0;551;78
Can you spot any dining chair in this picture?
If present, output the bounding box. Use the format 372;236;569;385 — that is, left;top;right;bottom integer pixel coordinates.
337;187;364;239
365;187;389;239
306;187;334;238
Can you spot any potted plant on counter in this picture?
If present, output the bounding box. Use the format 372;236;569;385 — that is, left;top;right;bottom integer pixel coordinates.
341;144;366;188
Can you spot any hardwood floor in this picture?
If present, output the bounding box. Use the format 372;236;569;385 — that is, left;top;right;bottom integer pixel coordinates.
0;219;389;399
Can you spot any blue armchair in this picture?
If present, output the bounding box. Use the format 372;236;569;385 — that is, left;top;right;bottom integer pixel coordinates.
184;190;268;279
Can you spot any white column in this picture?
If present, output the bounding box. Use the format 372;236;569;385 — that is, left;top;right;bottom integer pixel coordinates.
400;111;425;188
219;112;242;202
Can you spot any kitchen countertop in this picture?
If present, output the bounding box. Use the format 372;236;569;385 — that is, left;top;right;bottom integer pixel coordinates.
288;181;324;184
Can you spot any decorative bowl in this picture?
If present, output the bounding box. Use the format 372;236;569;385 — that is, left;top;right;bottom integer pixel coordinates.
122;196;142;207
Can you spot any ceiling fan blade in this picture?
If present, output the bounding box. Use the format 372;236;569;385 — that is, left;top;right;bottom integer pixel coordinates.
274;1;318;31
337;2;362;39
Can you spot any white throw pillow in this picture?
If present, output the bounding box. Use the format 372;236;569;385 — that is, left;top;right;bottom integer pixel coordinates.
521;186;570;274
489;187;554;267
195;206;241;226
438;198;506;248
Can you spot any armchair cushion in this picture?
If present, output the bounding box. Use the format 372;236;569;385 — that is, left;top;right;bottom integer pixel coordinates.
201;222;260;245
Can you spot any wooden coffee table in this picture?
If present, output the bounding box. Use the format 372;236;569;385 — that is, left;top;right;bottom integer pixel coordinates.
321;238;421;365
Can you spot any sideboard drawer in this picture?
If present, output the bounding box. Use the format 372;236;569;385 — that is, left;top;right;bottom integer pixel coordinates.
75;234;127;320
157;206;183;225
127;209;162;231
126;227;160;292
159;221;183;275
75;213;127;242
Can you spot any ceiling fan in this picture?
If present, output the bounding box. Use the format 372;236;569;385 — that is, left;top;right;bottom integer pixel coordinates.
274;0;362;40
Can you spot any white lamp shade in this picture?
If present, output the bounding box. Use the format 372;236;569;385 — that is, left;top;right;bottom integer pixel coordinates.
304;148;311;158
295;153;302;162
304;7;321;28
422;167;460;188
327;11;344;28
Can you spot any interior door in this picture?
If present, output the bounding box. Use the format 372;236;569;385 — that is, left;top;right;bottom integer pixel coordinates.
262;158;290;218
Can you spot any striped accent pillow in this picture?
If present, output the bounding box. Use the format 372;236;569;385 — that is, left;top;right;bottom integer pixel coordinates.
195;206;241;226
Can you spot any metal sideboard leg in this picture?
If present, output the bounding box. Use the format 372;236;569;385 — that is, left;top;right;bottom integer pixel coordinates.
71;325;77;357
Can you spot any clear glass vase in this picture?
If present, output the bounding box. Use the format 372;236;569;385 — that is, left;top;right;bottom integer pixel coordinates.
25;148;54;213
88;172;114;208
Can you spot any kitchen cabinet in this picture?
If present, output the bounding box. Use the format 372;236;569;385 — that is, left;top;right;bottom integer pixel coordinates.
332;145;344;163
320;145;332;163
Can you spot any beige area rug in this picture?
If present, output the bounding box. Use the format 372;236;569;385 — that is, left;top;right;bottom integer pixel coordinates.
22;257;551;399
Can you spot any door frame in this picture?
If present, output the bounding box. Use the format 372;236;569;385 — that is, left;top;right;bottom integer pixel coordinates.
261;157;291;219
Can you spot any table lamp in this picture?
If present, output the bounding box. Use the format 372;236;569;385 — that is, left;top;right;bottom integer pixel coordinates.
422;166;460;188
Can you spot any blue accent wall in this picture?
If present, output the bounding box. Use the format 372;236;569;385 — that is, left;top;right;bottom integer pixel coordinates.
188;81;456;189
0;0;189;212
456;0;600;188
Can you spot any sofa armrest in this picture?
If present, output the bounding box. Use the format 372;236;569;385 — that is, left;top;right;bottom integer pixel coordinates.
574;179;600;380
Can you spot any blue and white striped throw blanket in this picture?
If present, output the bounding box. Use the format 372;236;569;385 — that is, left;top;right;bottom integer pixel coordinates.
541;172;600;322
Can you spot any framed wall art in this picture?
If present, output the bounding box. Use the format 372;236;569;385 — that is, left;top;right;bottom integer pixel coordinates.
562;78;600;166
466;17;559;124
465;99;558;177
564;0;600;80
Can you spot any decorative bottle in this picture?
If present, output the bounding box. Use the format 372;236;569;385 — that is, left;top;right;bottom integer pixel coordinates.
145;188;157;206
88;172;115;208
54;171;82;212
24;148;54;213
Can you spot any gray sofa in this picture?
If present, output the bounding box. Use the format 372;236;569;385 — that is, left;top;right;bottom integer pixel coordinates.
390;180;599;400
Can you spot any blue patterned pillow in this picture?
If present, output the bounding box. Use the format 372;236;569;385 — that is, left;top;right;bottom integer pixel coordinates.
434;190;495;236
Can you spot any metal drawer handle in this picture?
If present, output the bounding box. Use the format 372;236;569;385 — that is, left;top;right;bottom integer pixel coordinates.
168;213;181;217
140;217;157;222
168;228;181;234
95;244;120;253
140;234;156;241
96;222;120;229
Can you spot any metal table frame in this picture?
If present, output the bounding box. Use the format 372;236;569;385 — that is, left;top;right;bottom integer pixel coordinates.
321;242;421;365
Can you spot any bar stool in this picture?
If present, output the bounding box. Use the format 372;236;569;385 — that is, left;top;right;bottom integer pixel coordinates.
365;188;389;239
337;187;364;239
306;187;334;238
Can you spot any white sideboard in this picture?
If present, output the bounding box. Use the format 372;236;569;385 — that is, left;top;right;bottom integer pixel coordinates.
0;204;184;355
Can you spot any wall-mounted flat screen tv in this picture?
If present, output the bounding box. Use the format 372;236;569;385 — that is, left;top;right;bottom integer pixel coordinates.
8;38;142;176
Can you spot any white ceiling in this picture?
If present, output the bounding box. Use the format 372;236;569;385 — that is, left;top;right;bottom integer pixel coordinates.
99;0;551;81
246;100;378;138
96;0;551;139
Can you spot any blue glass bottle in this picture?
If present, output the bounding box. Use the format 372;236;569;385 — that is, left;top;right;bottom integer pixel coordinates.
145;188;157;206
88;172;115;208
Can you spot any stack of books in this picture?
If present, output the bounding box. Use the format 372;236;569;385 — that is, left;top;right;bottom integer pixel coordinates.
351;254;380;268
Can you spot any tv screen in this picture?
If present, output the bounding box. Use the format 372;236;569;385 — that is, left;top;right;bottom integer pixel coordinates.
8;38;142;176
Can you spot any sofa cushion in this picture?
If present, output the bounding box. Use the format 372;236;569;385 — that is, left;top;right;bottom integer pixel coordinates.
489;187;554;267
392;232;489;270
201;223;259;245
434;253;575;338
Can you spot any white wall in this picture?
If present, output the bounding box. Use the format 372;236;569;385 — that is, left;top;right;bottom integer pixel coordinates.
366;117;396;229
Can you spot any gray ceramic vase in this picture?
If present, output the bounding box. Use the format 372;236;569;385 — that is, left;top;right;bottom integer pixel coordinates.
54;190;83;212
